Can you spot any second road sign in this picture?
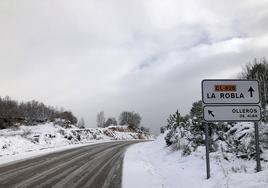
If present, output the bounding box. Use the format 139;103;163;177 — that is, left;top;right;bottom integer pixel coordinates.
203;105;261;122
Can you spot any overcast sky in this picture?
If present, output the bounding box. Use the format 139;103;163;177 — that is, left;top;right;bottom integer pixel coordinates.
1;0;268;134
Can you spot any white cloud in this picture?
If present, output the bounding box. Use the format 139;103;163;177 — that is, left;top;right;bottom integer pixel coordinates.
0;0;268;134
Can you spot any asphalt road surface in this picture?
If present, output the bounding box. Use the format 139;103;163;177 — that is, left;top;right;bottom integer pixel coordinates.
0;141;139;188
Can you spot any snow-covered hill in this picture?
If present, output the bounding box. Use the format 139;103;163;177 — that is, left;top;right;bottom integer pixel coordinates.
0;122;154;161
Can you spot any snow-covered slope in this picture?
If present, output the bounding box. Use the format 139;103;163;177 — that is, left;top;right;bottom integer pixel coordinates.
123;132;268;188
0;123;153;161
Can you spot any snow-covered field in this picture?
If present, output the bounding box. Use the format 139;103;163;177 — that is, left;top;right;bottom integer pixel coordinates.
123;134;268;188
0;123;153;165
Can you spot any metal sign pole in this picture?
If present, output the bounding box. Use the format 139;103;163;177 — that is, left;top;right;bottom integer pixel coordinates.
254;121;261;172
204;121;210;179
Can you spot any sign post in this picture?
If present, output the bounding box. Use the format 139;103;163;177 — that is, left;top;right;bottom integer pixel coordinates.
201;79;261;178
204;121;210;179
254;121;261;172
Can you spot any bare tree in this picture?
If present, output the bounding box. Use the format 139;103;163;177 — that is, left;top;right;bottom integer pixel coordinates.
97;111;105;128
78;117;85;129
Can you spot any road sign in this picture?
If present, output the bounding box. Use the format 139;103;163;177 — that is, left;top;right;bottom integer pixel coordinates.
203;105;261;122
201;79;262;179
202;80;260;104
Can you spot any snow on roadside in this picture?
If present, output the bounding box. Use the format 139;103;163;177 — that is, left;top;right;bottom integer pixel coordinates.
123;134;268;188
0;142;93;166
0;123;153;165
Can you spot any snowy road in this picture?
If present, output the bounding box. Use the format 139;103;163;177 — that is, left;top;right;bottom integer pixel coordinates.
0;141;138;188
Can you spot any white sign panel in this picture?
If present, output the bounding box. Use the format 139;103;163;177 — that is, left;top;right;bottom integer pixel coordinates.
202;80;260;104
203;105;261;122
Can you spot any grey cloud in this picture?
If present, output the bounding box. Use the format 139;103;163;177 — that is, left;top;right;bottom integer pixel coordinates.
0;0;268;134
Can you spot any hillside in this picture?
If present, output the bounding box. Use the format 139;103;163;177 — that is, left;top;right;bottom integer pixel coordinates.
0;122;154;162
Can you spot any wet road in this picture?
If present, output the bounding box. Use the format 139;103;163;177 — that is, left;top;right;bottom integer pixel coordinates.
0;141;138;188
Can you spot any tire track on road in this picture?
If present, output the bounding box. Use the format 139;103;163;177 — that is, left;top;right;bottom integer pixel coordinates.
0;141;139;188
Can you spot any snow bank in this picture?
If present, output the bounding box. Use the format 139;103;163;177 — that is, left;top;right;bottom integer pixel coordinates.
123;134;268;188
0;123;153;164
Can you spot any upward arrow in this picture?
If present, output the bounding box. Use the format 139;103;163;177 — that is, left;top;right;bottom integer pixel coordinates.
248;87;255;97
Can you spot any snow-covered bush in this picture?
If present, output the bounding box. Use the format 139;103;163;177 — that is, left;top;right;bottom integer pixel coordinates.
224;123;256;159
163;101;261;158
163;105;268;161
164;111;195;155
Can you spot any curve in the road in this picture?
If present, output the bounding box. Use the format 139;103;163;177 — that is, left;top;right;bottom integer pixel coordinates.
0;141;139;188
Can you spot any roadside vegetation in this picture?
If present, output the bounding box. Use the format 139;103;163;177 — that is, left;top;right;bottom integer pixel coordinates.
96;110;150;134
0;97;77;129
0;96;150;134
161;58;268;160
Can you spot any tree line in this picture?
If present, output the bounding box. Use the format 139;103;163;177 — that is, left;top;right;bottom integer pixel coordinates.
0;96;77;129
96;110;149;133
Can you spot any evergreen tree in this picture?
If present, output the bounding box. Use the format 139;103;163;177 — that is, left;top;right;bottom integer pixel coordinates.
164;110;187;147
189;100;204;147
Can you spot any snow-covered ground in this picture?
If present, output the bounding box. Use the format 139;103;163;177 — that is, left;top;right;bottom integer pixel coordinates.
0;122;153;165
123;134;268;188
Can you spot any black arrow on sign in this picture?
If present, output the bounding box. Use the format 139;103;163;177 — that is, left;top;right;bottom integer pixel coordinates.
208;110;215;117
248;87;255;97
